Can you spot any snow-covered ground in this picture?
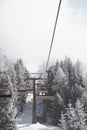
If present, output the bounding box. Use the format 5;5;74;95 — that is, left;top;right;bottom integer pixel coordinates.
17;123;59;130
17;93;60;130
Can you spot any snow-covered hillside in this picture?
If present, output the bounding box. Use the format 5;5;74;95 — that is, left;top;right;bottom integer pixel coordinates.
17;93;60;130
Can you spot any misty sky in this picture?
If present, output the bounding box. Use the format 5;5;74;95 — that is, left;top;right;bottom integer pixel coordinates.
0;0;87;72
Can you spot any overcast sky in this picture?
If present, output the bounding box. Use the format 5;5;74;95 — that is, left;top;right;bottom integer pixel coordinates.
0;0;87;72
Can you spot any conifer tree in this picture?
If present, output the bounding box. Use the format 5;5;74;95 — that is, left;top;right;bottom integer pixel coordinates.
59;111;67;130
75;99;87;130
66;101;76;130
81;91;87;123
0;71;17;130
15;59;30;114
53;92;64;125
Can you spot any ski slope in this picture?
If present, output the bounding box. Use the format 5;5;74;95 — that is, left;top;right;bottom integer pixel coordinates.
17;93;60;130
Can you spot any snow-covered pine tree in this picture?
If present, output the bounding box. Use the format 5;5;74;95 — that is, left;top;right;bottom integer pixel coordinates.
59;111;67;130
75;99;87;130
66;101;76;130
75;60;82;81
0;71;17;130
59;58;84;107
14;59;30;114
59;57;76;106
53;92;64;125
81;90;87;124
6;61;18;118
50;62;68;105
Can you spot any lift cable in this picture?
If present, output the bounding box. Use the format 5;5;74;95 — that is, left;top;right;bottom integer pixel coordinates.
45;0;62;75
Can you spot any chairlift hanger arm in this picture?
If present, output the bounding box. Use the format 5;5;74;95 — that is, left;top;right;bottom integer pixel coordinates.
45;0;62;72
